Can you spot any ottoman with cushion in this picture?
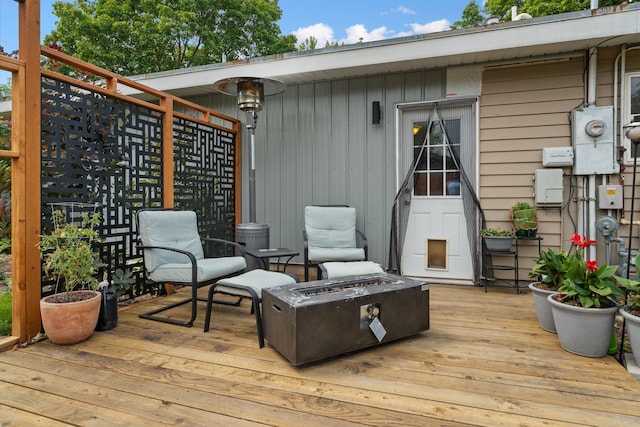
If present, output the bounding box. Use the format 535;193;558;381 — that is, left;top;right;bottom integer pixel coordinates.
319;261;384;279
204;269;297;347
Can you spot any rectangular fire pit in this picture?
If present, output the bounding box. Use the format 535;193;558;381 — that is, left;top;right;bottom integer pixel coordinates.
262;272;429;365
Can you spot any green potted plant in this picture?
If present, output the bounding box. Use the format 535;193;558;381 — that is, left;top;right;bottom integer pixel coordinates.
39;208;104;345
547;234;624;357
511;201;538;238
614;252;640;359
480;227;515;251
527;248;568;333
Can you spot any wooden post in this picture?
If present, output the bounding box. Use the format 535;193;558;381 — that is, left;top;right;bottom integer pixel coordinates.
161;97;175;295
16;0;42;342
161;97;174;208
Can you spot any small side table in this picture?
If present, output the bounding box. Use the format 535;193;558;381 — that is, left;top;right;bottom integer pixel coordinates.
245;248;299;272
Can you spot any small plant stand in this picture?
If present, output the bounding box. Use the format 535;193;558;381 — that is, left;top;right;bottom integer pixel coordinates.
482;236;542;293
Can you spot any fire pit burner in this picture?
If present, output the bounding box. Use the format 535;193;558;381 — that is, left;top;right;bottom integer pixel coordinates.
296;277;388;296
262;272;429;365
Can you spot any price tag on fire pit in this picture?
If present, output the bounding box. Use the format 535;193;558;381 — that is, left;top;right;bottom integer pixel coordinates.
369;316;387;343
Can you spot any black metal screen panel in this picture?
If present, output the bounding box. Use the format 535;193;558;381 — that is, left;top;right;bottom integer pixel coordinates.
40;76;163;297
173;117;237;249
40;76;237;298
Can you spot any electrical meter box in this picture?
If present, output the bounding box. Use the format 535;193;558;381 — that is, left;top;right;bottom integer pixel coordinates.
597;185;623;209
534;169;564;206
572;106;618;175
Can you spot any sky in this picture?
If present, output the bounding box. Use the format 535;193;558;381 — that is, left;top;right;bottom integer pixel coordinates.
0;0;475;53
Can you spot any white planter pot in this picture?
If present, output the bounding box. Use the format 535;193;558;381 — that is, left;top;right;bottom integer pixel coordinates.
483;236;513;252
528;282;557;333
548;294;618;358
620;306;640;358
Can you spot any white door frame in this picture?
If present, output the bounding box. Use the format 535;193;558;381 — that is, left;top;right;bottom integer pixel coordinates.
394;97;479;284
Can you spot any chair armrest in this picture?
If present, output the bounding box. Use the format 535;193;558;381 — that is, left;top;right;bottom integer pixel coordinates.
138;244;200;287
356;230;368;260
302;230;309;262
200;237;245;256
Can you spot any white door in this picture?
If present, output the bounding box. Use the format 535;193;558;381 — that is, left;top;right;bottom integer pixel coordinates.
399;102;476;285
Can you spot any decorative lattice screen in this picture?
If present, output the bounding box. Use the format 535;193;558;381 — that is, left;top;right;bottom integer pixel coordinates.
40;76;237;298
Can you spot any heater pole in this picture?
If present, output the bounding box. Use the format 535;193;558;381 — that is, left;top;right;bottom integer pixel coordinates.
247;111;257;223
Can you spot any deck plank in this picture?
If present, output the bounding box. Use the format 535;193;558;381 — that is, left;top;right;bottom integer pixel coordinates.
1;284;639;426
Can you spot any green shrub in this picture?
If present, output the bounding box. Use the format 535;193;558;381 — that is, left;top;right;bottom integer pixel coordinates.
0;291;11;336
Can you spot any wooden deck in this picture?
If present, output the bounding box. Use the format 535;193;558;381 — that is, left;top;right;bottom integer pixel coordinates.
1;282;640;426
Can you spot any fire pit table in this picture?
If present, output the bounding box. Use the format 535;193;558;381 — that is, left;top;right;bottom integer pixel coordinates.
262;272;429;365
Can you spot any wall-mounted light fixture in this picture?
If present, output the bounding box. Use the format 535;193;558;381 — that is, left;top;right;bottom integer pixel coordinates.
372;101;381;125
624;116;640;144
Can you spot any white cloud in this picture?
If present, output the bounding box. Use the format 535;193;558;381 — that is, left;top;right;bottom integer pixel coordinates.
341;24;391;44
292;23;334;47
291;16;451;49
409;19;451;34
392;6;417;16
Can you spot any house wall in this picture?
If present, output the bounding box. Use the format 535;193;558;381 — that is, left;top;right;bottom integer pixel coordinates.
480;56;584;277
188;44;640;278
189;69;446;267
480;46;640;279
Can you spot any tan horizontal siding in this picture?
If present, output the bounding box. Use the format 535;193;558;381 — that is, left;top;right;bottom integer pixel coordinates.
481;100;581;120
480;58;586;280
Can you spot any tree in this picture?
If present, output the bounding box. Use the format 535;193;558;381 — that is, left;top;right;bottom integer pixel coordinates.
484;0;525;20
44;0;297;75
451;1;485;29
521;0;622;17
484;0;625;21
298;36;319;51
297;37;342;51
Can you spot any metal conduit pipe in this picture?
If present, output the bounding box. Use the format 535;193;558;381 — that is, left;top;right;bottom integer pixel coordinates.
587;47;598;260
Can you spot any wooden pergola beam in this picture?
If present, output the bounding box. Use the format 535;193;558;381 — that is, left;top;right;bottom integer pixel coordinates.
3;0;241;346
15;0;42;343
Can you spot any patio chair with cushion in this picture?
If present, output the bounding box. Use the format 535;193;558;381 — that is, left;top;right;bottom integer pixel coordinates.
136;208;247;327
303;205;368;281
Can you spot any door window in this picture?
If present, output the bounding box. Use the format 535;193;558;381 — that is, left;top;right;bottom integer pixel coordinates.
412;119;461;196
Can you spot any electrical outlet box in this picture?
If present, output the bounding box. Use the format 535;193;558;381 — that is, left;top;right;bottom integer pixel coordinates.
534;169;563;206
597;185;623;209
542;147;574;167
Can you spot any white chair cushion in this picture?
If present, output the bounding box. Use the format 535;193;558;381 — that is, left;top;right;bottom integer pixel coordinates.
308;247;365;263
148;256;246;284
215;270;296;298
305;206;357;249
320;261;384;279
139;210;205;273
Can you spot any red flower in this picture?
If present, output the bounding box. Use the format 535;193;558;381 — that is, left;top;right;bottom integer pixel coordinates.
570;233;596;249
586;259;598;272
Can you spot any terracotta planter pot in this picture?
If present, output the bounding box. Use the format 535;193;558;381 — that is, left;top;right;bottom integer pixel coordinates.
528;282;557;333
40;290;101;345
620;306;640;358
548;294;618;358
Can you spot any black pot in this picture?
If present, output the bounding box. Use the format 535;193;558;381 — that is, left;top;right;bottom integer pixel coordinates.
95;283;118;331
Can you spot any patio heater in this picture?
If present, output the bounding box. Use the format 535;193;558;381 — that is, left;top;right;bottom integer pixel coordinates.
213;77;285;269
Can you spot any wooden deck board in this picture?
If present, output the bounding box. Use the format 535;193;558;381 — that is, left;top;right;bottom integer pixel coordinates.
1;284;639;426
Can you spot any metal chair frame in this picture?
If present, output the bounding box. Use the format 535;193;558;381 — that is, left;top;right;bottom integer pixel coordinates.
136;208;246;327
